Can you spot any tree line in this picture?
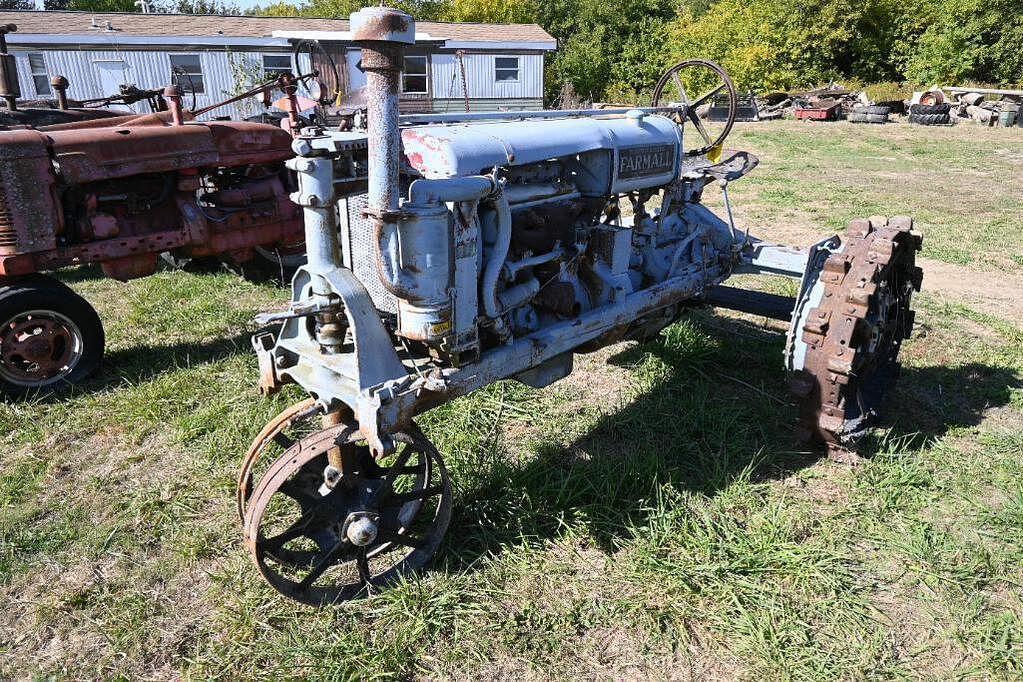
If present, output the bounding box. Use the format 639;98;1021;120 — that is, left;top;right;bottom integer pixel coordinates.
4;0;1020;100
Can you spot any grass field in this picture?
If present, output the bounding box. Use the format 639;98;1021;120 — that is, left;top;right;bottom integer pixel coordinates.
1;119;1021;680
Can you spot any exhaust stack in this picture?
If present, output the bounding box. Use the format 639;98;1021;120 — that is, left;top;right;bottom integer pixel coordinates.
0;24;20;111
350;6;415;216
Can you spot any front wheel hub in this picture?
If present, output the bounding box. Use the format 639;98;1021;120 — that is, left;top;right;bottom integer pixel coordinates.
344;513;379;547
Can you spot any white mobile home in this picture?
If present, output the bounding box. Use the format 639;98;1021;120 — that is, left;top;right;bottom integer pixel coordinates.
0;10;556;119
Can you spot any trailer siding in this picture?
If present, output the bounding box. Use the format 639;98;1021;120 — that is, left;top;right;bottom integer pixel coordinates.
10;47;312;120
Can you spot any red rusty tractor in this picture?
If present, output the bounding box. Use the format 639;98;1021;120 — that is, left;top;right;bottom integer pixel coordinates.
0;86;310;398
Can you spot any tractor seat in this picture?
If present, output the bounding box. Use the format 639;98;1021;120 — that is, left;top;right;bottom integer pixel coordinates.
682;149;760;183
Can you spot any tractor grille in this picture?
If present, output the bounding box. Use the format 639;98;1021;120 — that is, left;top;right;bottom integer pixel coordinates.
0;182;17;250
339;193;397;314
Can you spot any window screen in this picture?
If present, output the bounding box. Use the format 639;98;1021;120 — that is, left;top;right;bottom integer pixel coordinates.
28;53;50;96
495;56;520;82
262;54;292;81
402;55;428;94
170;54;204;94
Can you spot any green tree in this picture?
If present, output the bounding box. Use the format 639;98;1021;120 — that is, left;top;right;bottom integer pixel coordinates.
660;0;863;92
248;1;301;16
538;0;681;102
439;0;537;23
297;0;446;19
904;0;1023;85
169;0;242;14
0;0;35;9
44;0;136;9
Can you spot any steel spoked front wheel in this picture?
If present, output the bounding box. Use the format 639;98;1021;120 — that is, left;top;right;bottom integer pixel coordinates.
236;398;321;523
243;422;452;605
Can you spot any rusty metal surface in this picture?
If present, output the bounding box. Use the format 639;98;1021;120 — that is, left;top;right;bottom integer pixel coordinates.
0;108;303;280
205;121;294;166
0;129;61;257
0;24;19;110
350;6;415;44
50;125;220;183
51;76;69;110
236;398;319;522
38;109;186;132
0;309;78;385
790;216;923;460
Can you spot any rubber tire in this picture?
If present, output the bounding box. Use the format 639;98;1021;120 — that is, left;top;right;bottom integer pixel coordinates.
909;103;951;116
909;112;951;125
0;275;105;400
854;105;891;116
848;112;888;124
876;100;905;115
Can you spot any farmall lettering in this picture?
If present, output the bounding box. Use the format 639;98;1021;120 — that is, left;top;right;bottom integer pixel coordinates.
239;5;924;605
618;144;676;179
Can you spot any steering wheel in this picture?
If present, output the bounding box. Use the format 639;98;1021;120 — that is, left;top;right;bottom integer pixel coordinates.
293;39;340;106
652;59;738;158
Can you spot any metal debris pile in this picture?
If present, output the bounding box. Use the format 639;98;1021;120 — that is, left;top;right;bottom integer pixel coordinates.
945;87;1023;127
697;82;1023;128
703;84;897;123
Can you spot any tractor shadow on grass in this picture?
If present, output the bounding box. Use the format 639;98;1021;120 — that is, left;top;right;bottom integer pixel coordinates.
438;311;1021;571
55;259;227;286
87;330;258;391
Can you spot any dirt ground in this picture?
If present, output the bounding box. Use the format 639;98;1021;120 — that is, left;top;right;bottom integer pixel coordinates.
761;219;1023;323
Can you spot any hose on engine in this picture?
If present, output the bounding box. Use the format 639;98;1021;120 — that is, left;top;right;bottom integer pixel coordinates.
481;192;512;319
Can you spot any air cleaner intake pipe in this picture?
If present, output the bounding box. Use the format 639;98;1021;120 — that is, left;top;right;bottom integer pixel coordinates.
351;6;414;217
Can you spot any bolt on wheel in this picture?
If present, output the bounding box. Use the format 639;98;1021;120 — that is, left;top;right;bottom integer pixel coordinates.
242;421;451;605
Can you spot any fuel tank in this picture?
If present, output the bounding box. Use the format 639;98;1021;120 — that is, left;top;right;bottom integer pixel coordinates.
401;110;682;195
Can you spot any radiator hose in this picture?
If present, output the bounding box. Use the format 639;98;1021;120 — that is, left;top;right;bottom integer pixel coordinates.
482;192;540;318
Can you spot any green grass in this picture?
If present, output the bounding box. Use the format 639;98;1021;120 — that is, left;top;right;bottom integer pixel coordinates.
724;120;1023;271
1;122;1022;679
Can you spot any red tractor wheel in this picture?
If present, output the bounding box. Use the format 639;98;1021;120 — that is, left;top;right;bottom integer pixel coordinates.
0;275;105;399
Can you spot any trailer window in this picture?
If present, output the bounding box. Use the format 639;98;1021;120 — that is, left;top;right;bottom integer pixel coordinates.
402;55;428;94
262;54;292;82
28;53;50;96
170;54;205;94
495;56;520;83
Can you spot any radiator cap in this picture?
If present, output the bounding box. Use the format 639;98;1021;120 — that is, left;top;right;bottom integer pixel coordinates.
626;109;648;124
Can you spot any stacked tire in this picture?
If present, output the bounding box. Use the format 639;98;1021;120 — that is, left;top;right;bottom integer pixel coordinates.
909;102;951;125
848;105;890;124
